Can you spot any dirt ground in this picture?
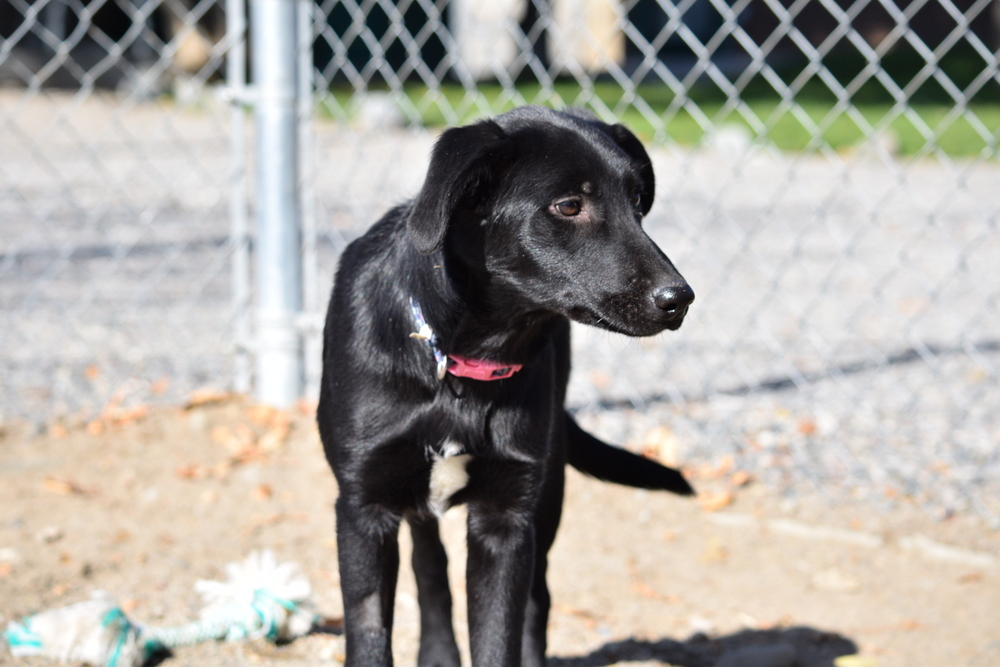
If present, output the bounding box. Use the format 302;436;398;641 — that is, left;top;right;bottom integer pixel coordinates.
1;395;998;667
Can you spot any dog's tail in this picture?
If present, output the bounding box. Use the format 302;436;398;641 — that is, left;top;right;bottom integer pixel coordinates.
565;412;695;496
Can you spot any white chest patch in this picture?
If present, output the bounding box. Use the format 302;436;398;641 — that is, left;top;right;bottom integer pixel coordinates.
428;440;471;517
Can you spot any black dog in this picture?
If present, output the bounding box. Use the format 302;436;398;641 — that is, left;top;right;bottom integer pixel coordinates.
317;106;695;667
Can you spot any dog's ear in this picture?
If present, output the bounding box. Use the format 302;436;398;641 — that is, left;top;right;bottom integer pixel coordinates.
606;124;656;216
407;120;508;254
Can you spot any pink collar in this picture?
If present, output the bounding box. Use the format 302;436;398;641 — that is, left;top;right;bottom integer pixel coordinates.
409;298;522;381
447;355;522;381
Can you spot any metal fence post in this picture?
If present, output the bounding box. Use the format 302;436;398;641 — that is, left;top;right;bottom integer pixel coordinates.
298;0;323;402
250;0;302;407
227;0;251;395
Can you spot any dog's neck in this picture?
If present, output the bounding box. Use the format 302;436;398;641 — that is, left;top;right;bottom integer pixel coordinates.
406;244;563;370
408;297;524;381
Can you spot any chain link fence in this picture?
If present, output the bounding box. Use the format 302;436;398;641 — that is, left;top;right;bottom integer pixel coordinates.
1;0;250;417
3;0;999;522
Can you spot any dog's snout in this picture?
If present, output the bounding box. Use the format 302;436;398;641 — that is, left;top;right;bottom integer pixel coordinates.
652;283;695;315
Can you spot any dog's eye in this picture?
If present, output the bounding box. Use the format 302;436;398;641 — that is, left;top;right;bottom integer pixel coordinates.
632;193;642;210
554;199;582;217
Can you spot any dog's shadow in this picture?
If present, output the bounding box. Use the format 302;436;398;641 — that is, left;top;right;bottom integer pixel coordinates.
548;626;857;667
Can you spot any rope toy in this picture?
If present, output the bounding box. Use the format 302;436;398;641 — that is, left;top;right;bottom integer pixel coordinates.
3;550;318;666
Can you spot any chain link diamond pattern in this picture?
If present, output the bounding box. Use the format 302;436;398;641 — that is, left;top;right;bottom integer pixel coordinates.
304;0;999;522
1;0;245;417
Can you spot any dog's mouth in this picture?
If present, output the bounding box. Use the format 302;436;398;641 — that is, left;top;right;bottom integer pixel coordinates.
567;306;687;337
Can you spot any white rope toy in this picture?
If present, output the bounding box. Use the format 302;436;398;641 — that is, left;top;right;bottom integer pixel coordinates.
3;550;318;666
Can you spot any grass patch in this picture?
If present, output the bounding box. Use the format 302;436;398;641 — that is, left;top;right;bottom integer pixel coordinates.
318;45;1000;157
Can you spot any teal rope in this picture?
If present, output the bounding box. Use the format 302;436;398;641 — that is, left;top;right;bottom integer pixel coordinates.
100;608;131;667
2;587;317;664
254;590;291;640
139;617;233;648
138;591;312;648
3;617;43;650
257;590;298;613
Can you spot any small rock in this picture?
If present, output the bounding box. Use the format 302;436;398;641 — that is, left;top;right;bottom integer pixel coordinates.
813;567;861;592
187;410;209;432
38;525;64;543
713;643;796;667
688;615;716;636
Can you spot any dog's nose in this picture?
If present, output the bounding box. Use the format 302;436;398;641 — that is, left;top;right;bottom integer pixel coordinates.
652;283;695;315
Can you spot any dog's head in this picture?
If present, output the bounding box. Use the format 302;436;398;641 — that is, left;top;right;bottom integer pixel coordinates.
407;106;693;337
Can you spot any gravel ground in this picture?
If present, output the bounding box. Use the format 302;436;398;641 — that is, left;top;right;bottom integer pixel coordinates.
1;400;998;666
3;89;998;525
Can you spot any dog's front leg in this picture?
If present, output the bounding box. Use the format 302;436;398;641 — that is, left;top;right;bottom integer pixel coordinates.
466;498;537;666
409;515;462;667
336;496;401;667
521;460;565;667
